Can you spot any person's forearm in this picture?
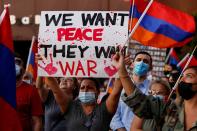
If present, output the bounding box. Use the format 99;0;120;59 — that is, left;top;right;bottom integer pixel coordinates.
32;117;42;131
106;78;123;114
45;77;61;93
45;77;69;113
130;129;142;131
118;66;135;96
36;76;44;88
33;123;42;131
36;76;49;102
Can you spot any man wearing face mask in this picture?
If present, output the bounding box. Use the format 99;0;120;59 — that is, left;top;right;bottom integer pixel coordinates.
15;55;43;131
112;52;197;131
110;51;152;131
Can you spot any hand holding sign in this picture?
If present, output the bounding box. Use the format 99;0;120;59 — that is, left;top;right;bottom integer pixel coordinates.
38;54;58;75
38;11;128;77
104;65;118;77
112;52;125;71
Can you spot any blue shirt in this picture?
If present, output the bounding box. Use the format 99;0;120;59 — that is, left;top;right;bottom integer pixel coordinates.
110;79;150;131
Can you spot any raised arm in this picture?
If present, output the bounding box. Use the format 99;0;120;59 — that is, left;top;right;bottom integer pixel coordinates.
32;116;42;131
105;53;135;114
35;54;50;102
130;115;143;131
106;78;123;114
45;77;70;113
36;76;49;102
112;52;136;96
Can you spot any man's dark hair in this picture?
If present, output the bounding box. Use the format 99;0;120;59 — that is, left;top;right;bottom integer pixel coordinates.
14;53;25;68
185;66;197;73
81;78;100;92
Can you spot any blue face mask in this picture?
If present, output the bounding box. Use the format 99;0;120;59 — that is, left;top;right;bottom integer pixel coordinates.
133;61;149;76
15;64;21;76
78;92;96;104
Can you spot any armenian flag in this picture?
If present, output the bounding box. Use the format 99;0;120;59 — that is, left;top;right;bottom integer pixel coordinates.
168;48;180;65
26;36;38;82
129;0;196;48
178;54;197;70
0;6;22;131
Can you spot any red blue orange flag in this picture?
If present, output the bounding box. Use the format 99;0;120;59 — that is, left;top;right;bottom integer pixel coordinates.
26;36;38;82
129;0;196;48
107;79;114;94
168;48;180;65
178;55;197;70
0;6;22;131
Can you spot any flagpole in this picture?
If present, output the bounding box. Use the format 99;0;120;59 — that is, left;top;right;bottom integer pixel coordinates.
128;0;135;34
105;0;154;94
122;0;154;48
177;53;190;67
165;48;173;63
127;0;135;51
168;44;197;100
0;4;11;24
26;36;35;72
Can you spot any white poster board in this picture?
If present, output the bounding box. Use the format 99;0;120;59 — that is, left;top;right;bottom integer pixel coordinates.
38;11;128;78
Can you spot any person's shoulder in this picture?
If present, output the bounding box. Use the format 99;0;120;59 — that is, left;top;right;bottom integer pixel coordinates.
18;81;33;88
145;78;151;84
19;82;36;92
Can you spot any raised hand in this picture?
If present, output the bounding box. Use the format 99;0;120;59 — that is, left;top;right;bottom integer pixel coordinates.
124;54;132;66
37;53;58;75
112;52;125;71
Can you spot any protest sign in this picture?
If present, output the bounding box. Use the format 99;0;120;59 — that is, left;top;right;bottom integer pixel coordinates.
38;11;128;77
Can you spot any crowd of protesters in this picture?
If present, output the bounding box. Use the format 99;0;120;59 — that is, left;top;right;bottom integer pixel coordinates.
14;50;197;131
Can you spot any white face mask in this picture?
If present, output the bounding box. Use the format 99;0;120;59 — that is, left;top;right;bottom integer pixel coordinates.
23;79;31;84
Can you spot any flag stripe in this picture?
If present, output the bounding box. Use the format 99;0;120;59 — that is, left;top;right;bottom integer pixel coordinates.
131;19;192;48
0;8;14;52
132;6;194;42
29;52;35;66
168;48;180;65
134;0;195;33
0;7;22;131
0;45;16;108
0;99;22;131
129;0;195;48
26;37;38;81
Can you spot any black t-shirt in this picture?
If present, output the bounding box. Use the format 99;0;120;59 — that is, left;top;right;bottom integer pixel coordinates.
64;100;113;131
44;90;67;131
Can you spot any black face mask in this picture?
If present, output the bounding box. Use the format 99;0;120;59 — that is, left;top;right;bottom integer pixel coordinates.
178;81;197;100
